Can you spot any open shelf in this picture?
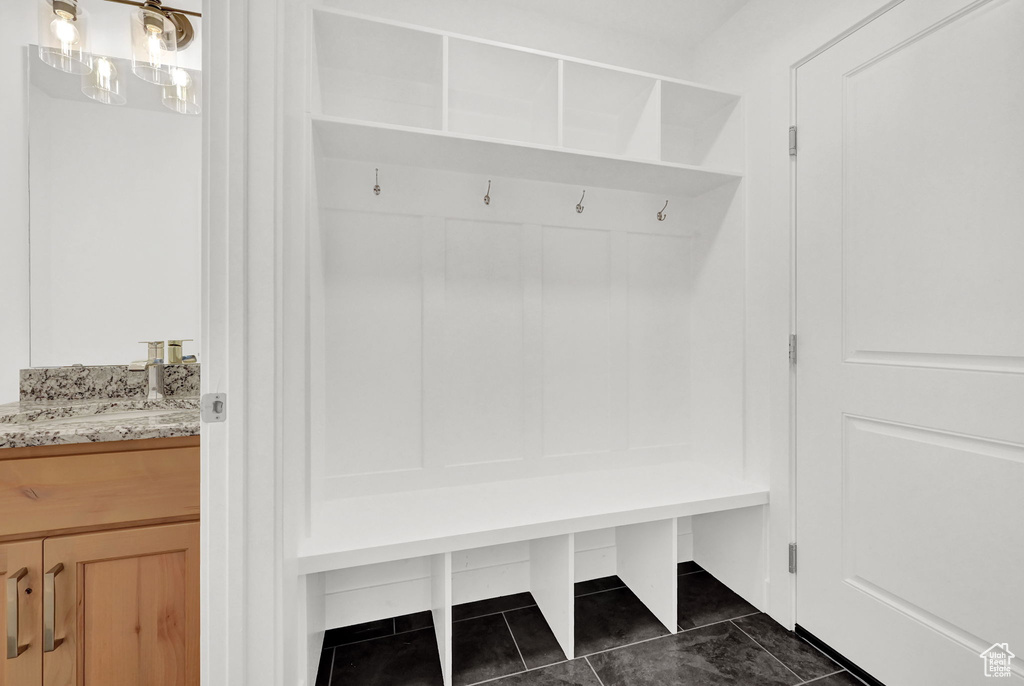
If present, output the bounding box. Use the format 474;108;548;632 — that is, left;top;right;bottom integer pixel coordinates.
312;115;741;197
448;39;559;146
562;61;660;160
661;81;742;168
312;12;443;128
297;460;767;573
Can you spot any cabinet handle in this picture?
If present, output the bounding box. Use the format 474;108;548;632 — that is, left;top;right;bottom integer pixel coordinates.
44;563;63;653
6;567;28;659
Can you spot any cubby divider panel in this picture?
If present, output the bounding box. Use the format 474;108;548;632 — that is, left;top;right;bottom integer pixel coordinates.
616;518;678;633
448;39;559;146
529;534;576;659
432;552;453;686
313;11;443;129
562;62;660;159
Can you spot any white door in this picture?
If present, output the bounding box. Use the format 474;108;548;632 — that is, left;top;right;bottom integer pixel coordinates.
795;0;1024;684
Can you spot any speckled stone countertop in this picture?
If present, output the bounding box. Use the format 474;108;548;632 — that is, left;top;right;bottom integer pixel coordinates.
1;365;200;449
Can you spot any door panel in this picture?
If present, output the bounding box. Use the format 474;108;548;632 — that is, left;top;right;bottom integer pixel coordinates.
796;0;1024;683
1;540;43;686
42;523;199;686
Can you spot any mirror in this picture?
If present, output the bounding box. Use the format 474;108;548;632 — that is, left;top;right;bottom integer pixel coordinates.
27;50;201;367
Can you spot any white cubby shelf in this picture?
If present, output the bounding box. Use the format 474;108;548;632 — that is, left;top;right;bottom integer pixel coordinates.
308;7;744;193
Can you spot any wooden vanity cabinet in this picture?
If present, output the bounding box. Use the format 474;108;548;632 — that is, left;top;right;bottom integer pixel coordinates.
0;437;199;686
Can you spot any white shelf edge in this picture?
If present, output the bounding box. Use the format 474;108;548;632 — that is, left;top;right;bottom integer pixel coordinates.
297;490;768;575
307;4;743;100
310;114;745;190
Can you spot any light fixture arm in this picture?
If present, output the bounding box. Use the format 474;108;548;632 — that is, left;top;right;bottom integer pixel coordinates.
102;0;201;18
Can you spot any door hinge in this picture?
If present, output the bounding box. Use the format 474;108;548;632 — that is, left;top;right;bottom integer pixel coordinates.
201;393;227;423
789;126;797;156
789;334;797;364
789;543;798;573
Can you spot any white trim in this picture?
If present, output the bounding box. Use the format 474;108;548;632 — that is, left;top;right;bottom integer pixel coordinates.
201;0;287;682
786;0;906;632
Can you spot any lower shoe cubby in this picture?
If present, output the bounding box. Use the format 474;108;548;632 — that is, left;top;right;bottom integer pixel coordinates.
313;507;766;686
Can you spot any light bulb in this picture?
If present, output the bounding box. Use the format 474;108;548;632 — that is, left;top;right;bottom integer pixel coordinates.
163;67;199;115
83;55;126;106
170;68;191;87
146;29;164;67
51;15;79;47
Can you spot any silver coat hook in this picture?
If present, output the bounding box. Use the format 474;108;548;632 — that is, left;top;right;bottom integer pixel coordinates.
576;190;586;214
484;180;491;205
373;168;381;196
658;200;668;221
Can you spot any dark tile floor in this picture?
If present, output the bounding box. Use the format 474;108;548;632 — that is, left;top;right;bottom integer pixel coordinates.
317;562;868;686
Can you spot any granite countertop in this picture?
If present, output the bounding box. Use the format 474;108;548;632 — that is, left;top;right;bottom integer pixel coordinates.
1;364;201;450
0;398;200;449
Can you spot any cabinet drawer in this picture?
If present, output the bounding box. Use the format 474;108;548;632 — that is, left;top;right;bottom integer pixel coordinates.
0;446;199;540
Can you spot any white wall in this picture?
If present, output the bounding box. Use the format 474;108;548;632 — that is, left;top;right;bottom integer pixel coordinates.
686;0;896;627
0;4;36;404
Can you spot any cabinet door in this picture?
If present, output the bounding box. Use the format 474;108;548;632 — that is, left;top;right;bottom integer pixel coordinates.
42;522;199;686
1;539;43;686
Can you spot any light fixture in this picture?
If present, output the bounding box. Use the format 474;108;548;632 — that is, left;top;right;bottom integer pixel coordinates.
163;67;200;115
130;1;178;85
82;56;126;106
38;0;92;75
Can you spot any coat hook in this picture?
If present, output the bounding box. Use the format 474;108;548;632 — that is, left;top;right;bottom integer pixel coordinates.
576;190;586;214
373;168;381;196
484;180;491;206
657;200;668;221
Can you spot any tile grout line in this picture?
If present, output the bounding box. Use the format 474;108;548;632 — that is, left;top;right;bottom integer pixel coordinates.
796;668;851;685
574;586;627;599
324;625;432;650
679;610;761;634
578;611;765;661
453;604;538;624
794;634;846;675
501;611;529;673
325;646;335;686
584;656;607;686
729;620;803;683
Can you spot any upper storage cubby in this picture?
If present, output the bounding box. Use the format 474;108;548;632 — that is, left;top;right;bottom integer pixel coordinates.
660;81;742;169
312;13;443;129
308;8;744;193
447;39;559;146
562;62;660;160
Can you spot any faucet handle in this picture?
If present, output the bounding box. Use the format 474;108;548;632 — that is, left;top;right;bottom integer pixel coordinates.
137;341;165;363
166;339;194;364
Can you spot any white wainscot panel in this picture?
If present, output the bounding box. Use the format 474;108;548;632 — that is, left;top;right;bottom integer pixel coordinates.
542;226;612;457
842;12;1024;373
442;219;525;466
322;210;423;476
628;233;691;448
843;416;1024;648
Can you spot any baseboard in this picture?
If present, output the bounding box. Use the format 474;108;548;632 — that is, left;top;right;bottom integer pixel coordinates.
794;625;886;686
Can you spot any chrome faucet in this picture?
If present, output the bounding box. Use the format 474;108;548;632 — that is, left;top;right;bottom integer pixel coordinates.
129;341;166;400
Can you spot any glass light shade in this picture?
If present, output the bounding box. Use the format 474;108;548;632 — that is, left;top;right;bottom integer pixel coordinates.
163;68;200;115
37;0;91;75
131;7;177;85
82;56;126;106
